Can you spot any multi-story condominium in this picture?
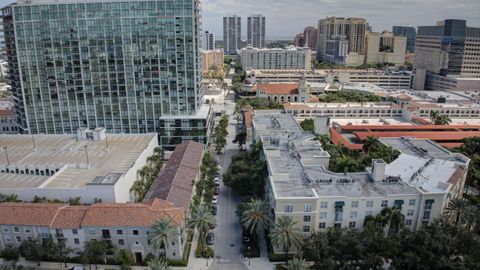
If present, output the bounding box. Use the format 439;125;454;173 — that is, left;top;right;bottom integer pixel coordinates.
294;33;305;47
317;17;367;66
202;30;215;50
238;46;311;70
392;25;416;53
365;31;407;66
0;109;18;134
0;130;158;203
0;198;186;263
201;49;224;76
325;36;348;65
223;15;241;54
413;19;480;90
247;14;266;49
252;112;469;246
2;0;211;149
303;26;318;51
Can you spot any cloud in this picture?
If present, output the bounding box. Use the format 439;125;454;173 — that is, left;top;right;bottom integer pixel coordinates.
202;0;480;39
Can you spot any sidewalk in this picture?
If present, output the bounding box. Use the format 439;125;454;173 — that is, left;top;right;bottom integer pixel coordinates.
242;233;276;270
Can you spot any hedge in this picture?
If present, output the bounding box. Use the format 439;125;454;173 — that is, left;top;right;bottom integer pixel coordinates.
168;241;191;267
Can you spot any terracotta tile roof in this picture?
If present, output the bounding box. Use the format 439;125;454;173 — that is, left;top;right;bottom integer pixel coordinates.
447;167;465;186
82;199;185;227
51;206;88;229
144;141;204;208
242;105;253;129
0;109;14;118
353;131;480;141
257;83;299;95
395;94;413;101
0;203;67;226
308;95;319;103
341;124;480;131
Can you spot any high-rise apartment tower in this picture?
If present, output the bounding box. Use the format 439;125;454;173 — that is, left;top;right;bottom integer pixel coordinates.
247;14;266;48
223;15;241;54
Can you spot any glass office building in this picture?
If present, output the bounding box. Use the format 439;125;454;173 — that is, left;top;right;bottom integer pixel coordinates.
3;0;211;148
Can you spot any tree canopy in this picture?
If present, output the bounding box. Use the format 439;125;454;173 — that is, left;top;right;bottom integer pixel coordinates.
318;91;382;103
300;119;314;132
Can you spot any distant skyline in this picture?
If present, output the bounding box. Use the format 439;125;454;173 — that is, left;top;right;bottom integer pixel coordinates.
203;0;480;40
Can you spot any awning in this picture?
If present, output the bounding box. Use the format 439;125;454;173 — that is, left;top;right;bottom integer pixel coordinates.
394;200;404;206
425;199;435;204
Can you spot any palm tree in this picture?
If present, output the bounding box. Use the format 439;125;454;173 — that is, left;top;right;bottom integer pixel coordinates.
464;204;480;231
362;136;379;153
381;207;404;237
270;216;304;264
149;218;179;258
187;204;216;256
153;147;165;158
147;257;169;270
130;180;146;202
241;199;269;248
446;197;469;226
138;166;154;182
430;111;452;125
147;154;162;172
286;258;307;270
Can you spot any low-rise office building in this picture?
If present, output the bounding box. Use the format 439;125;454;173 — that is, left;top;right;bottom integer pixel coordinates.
0;198;186;262
365;31;407;66
252;112;469;251
0;109;17;134
0;129;157;203
238;46;312;70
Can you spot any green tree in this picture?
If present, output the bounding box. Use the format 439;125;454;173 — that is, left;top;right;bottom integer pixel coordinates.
187;204;216;257
430;111;452;125
130;180;147;202
115;249;135;270
0;247;20;263
233;131;247;149
84;240;109;269
286;258;307;270
240;199;269;247
446;197;469;226
19;239;44;265
270;216;304;264
380;207;404;237
149;218;179;258
300;118;314;132
68;197;81;205
147;257;170;270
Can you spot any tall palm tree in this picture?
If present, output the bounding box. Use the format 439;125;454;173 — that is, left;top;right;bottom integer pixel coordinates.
187;204;216;256
447;197;469;226
138;166;154;182
270;216;303;264
380;207;404;237
147;257;169;270
147;154;162;173
130;180;146;202
286;258;307;270
149;219;179;258
362;136;378;153
241;199;269;247
153;147;165;158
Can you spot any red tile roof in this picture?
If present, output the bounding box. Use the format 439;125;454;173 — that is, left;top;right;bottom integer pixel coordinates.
0;109;14;117
353;131;480;141
256;83;299;95
0;203;67;227
144;141;204;208
341;124;480;132
242;105;253;129
0;199;184;228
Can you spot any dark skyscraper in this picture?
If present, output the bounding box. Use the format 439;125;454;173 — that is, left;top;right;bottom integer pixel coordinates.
392;26;416;53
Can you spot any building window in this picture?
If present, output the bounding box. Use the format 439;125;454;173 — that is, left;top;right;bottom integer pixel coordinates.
72;229;78;235
318;223;326;229
26;236;32;241
74;238;80;245
16;236;21;243
118;239;124;245
423;211;431;220
133;230;139;236
5;237;11;243
284;205;293;213
320;202;328;208
2;227;8;233
406;219;412;226
422;221;429;226
351;201;358;208
349;222;356;228
365;210;373;217
334;223;341;229
24;228;31;234
350;211;357;219
304;204;312;213
409;199;416;206
407;209;414;216
303;226;310;232
366;200;373;208
89;229;96;235
13;227;19;233
117;229;123;235
319;212;327;219
303;215;311;222
381;200;388;207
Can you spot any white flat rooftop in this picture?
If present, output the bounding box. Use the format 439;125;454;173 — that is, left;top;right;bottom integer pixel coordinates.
0;133;156;189
330;118;413;126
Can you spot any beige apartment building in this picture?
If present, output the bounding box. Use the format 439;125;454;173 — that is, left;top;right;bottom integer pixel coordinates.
202;49;224;77
366;31;407;66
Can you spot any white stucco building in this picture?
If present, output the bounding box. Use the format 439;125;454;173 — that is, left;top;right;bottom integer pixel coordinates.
238;46;312;70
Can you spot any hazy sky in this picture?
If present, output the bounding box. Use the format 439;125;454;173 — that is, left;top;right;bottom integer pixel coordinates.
0;0;478;40
203;0;480;39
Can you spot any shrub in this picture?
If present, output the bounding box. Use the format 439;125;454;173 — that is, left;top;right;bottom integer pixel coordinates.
168;242;191;267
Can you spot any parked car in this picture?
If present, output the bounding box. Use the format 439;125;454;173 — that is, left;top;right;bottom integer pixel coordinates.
212;196;218;204
213;187;220;195
206;232;215;245
211;205;217;215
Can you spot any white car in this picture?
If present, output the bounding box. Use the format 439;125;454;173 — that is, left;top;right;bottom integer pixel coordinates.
212;196;218;204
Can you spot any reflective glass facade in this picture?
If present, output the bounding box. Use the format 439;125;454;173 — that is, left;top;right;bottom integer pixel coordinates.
3;0;204;135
